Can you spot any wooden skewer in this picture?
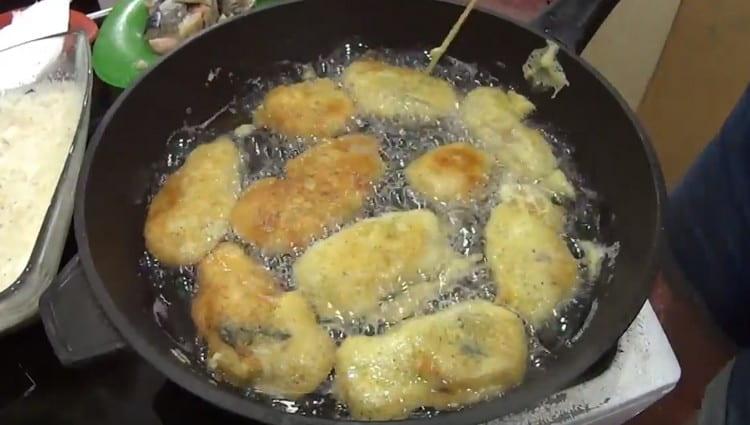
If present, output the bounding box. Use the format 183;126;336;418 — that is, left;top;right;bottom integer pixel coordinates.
425;0;479;75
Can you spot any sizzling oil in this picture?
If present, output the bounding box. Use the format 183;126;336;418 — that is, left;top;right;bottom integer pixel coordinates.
138;42;618;419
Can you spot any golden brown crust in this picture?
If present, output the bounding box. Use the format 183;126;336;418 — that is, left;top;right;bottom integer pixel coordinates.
231;134;384;254
191;243;279;385
191;242;335;397
253;78;354;138
334;301;528;420
285;133;384;190
144;136;240;266
405;142;491;202
342;59;458;122
293;209;474;325
485;185;579;327
460;87;575;197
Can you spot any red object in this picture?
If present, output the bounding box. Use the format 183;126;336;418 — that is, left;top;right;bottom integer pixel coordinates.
0;9;98;43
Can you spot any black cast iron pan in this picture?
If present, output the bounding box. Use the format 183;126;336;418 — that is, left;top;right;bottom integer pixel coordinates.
39;0;666;423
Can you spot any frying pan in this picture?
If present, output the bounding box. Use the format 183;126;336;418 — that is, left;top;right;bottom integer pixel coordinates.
38;0;666;423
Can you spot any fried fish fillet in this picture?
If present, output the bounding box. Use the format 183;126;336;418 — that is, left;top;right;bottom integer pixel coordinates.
191;242;335;398
495;125;557;179
496;126;575;197
231;134;384;254
405;142;491;202
460;87;574;197
293;209;477;327
285;134;385;184
144;136;241;266
334;300;528;420
498;183;566;230
342;59;458;122
253;78;355;138
485;184;579;327
460;86;536;136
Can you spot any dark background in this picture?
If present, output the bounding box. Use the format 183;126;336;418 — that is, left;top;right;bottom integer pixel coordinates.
1;0;101;15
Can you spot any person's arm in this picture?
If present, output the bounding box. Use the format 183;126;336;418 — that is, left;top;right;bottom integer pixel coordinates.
667;85;750;425
667;85;750;347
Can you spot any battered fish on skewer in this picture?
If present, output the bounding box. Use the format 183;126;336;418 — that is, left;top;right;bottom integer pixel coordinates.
485;184;579;327
405;142;491;203
191;242;335;398
460;86;575;197
342;59;458;122
231;134;385;255
253;78;355;138
293;209;479;328
334;300;528;420
144;136;241;266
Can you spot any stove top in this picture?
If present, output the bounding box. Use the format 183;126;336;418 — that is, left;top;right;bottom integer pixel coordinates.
0;79;680;425
0;300;679;425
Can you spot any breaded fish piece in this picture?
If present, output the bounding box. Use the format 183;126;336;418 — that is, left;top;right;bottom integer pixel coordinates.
496;126;575;197
498;127;575;198
342;59;458;122
496;126;557;179
405;142;491;202
293;209;477;327
252;291;336;397
253;78;355;138
485;184;579;327
460;86;536;136
231;134;384;254
498;183;566;230
285;134;385;186
144;136;241;266
460;87;575;197
334;300;528;420
191;242;335;398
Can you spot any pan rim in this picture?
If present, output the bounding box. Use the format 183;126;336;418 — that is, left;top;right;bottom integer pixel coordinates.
74;0;666;423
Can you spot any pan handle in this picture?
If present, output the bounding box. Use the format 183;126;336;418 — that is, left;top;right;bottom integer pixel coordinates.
530;0;620;54
39;255;126;366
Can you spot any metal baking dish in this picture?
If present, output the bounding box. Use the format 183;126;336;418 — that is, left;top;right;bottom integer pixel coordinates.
0;31;93;334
